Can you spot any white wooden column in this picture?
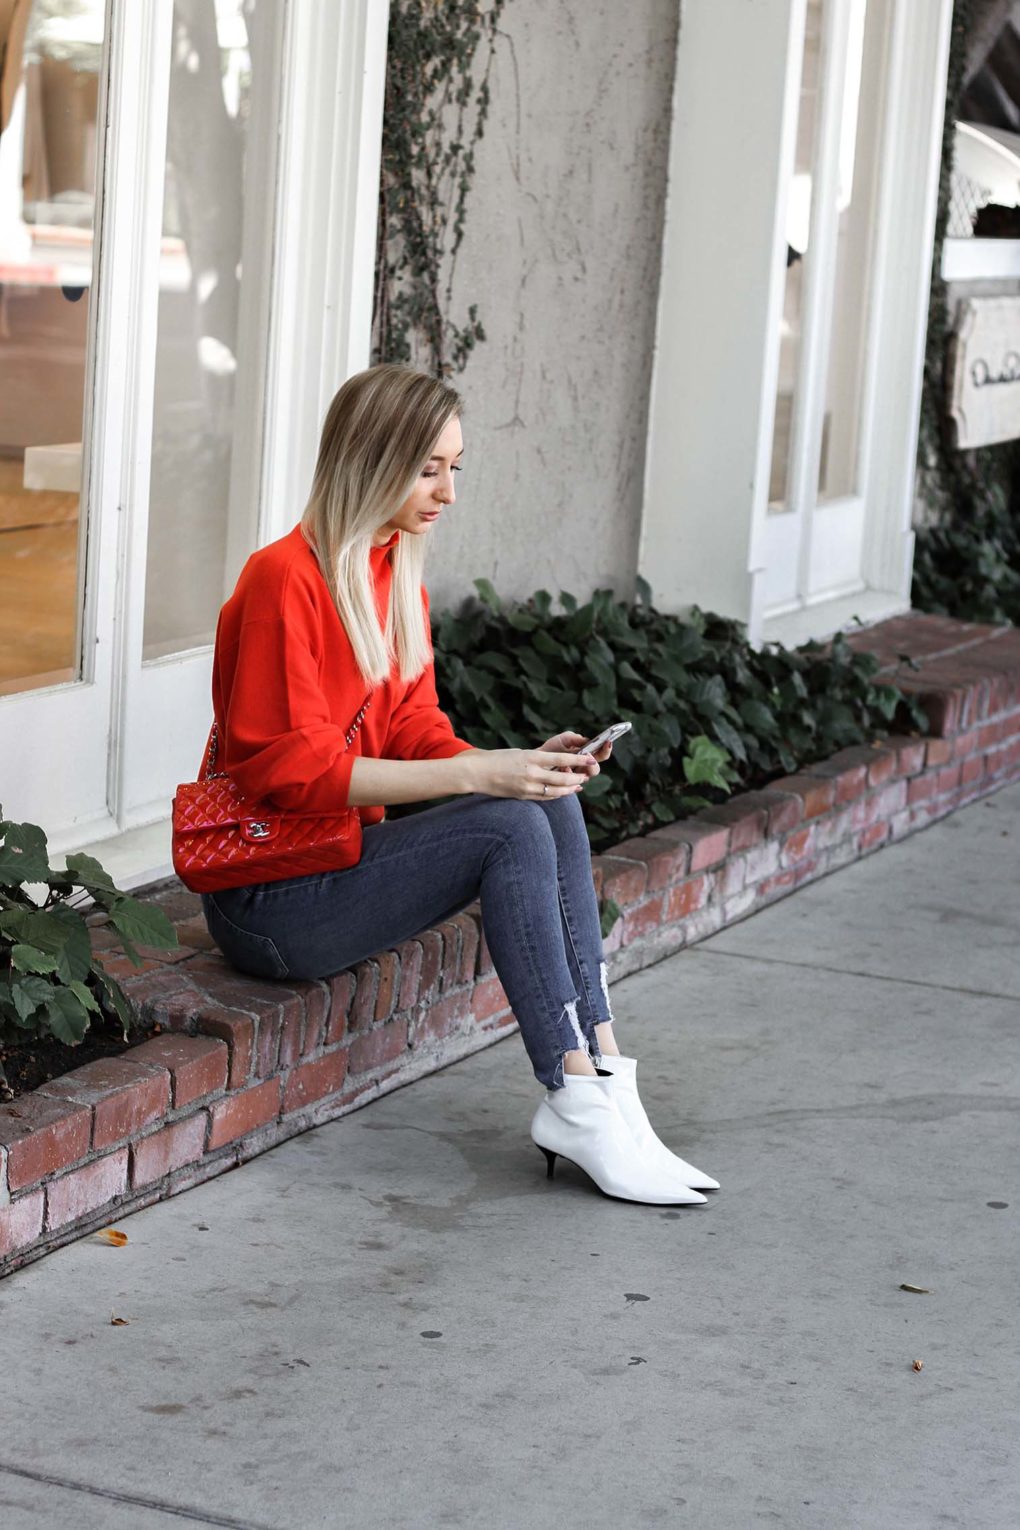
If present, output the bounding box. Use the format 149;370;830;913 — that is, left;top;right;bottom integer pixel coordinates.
858;0;954;599
638;0;805;633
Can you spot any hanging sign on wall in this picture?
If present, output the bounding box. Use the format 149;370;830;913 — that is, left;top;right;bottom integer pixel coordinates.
948;295;1020;448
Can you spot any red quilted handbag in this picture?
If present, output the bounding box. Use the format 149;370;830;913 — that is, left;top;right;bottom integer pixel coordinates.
171;697;371;893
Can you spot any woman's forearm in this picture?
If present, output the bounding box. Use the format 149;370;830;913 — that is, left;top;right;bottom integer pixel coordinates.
346;750;484;806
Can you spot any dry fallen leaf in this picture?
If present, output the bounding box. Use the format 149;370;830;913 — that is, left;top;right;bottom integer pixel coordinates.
94;1228;128;1246
899;1283;932;1294
111;1315;130;1326
912;1359;924;1372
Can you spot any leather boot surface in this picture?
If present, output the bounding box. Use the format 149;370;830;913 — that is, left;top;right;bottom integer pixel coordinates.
529;1073;706;1205
595;1053;720;1191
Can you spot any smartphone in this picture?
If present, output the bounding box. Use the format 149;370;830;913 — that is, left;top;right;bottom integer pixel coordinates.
574;720;632;756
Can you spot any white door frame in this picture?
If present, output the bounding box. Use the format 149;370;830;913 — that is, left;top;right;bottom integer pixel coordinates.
639;0;953;650
3;0;390;893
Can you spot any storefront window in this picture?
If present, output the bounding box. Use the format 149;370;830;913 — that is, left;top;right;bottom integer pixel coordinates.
0;0;105;697
143;0;274;661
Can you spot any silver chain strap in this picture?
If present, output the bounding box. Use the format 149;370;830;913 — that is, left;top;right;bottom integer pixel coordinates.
203;695;372;782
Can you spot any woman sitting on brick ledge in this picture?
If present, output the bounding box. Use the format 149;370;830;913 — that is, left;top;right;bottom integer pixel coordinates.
199;363;718;1207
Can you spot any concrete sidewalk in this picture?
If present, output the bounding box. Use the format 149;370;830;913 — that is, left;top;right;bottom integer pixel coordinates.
1;783;1018;1530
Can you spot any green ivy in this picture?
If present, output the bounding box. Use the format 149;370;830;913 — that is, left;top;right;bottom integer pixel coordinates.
372;0;508;377
392;578;931;855
913;0;1020;625
0;817;178;1093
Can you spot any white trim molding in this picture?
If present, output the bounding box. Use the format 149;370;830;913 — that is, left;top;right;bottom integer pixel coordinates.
259;0;391;556
942;238;1020;281
856;0;953;606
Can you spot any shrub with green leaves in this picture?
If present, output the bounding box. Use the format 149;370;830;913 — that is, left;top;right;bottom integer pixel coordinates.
0;818;179;1091
424;577;931;853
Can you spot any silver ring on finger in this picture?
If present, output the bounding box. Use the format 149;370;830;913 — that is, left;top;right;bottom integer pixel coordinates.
542;783;548;795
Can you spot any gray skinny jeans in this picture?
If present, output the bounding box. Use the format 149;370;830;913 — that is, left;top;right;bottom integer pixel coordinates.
199;790;616;1090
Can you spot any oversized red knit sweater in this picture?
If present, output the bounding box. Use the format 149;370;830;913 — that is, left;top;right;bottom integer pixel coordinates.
208;523;476;827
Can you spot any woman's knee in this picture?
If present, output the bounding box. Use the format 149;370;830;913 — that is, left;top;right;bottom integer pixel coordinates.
541;789;586;829
473;796;557;860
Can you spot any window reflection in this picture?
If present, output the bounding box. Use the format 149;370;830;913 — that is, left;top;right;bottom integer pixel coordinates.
818;0;882;501
768;0;823;512
143;0;270;661
0;0;105;697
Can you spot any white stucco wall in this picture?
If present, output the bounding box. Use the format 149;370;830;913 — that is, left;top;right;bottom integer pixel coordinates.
416;0;680;616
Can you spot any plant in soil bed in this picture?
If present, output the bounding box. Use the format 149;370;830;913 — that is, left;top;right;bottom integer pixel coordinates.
0;816;179;1100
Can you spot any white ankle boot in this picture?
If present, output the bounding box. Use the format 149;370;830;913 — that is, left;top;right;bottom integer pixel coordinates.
595;1053;720;1191
529;1071;706;1205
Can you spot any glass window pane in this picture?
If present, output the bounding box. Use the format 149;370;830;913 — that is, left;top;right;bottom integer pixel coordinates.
817;0;884;501
0;0;106;698
143;0;275;661
768;0;824;513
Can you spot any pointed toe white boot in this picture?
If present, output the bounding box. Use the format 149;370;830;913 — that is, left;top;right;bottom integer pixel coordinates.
529;1072;706;1205
595;1054;720;1191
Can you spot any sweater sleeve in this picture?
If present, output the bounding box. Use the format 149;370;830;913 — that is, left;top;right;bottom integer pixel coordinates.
218;615;360;812
384;587;476;762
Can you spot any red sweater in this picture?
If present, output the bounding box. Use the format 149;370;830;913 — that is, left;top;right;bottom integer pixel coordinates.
208;523;476;827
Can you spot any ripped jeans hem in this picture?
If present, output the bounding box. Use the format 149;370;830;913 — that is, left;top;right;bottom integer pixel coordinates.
538;998;606;1090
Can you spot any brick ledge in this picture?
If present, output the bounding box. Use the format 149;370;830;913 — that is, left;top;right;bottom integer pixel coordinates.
3;612;1019;1276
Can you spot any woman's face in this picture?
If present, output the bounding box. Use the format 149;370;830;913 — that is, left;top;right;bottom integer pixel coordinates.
373;416;464;546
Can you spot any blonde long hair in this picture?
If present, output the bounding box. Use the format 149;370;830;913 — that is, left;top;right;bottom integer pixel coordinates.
299;364;463;688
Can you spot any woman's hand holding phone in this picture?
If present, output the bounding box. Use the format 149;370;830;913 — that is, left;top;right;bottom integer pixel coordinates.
538;728;622;775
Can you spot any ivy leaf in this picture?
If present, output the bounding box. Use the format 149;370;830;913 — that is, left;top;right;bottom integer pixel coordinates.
43;985;91;1046
60;851;120;899
521;701;550;731
517;649;548;681
0;819;54;883
2;905;92;984
679;792;713;812
599;897;623;938
3;972;54;1025
105;899;178;959
683;735;732;788
8;943;60;976
739;698;778;734
475;650;516;677
67;979;101;1015
584;650;616;687
712;717;748;764
463;666;495;699
581;773;615;800
564;605;595;641
870;683;900;720
505;608;538;632
532;629;562;657
91;964;135;1041
687;674;728;717
658;713;682;748
473;577;501;613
